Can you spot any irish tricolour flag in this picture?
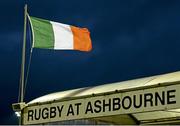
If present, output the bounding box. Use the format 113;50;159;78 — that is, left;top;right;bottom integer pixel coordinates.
29;16;92;52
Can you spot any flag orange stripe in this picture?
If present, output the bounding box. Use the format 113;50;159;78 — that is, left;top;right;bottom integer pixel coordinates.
70;26;92;52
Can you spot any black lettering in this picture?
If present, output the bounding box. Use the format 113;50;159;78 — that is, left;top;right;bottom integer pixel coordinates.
67;104;74;116
28;110;34;121
103;99;111;112
75;103;81;115
50;107;56;118
57;105;64;117
34;109;41;120
133;94;142;108
94;100;101;113
42;107;49;119
155;91;165;106
144;93;153;107
122;96;132;109
113;98;121;111
167;90;176;104
85;102;93;114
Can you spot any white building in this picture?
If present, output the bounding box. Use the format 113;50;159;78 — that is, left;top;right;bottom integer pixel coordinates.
15;71;180;125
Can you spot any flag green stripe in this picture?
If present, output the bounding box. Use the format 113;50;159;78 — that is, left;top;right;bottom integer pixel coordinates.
30;17;54;49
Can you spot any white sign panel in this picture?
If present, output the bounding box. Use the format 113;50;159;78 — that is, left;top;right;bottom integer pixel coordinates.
22;84;180;124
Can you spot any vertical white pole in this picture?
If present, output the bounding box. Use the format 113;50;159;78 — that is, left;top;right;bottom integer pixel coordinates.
19;4;27;125
20;4;27;103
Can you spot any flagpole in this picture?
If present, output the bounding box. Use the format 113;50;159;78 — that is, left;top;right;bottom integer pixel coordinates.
20;4;27;103
18;4;27;125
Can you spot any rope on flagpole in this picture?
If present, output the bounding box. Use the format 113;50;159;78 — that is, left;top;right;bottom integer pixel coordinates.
23;23;33;98
17;7;33;102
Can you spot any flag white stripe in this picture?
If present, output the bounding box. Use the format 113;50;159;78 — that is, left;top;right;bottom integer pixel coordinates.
50;21;73;50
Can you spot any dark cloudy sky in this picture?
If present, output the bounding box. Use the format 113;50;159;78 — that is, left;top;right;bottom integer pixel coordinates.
1;0;180;124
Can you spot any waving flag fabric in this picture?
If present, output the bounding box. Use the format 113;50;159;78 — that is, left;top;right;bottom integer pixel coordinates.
29;16;92;52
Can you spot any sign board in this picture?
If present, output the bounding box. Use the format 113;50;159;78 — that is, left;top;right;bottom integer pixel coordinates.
22;84;180;124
